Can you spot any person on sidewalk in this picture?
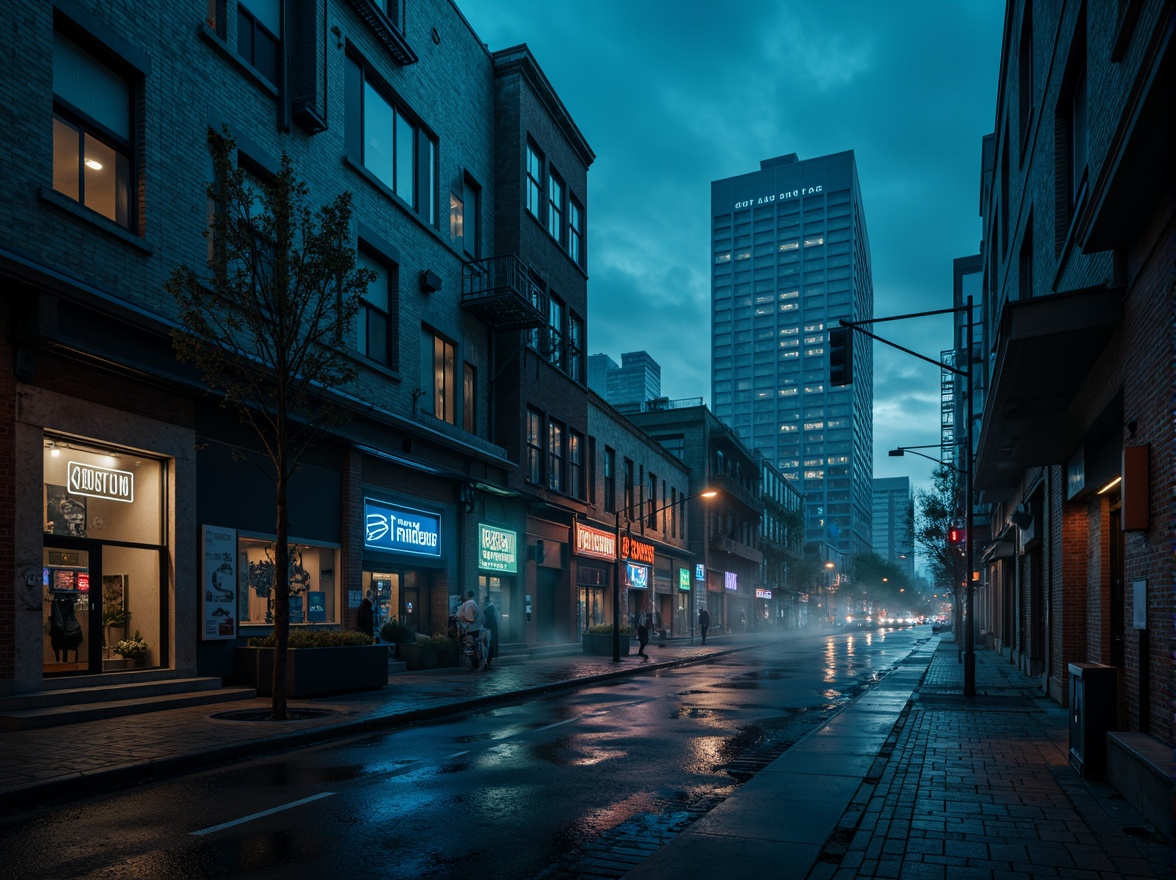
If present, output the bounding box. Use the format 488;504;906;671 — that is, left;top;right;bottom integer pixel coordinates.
457;591;484;671
357;589;375;639
698;607;710;645
482;596;499;670
636;613;650;660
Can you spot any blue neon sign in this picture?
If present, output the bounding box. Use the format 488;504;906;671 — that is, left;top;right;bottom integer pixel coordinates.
364;497;442;557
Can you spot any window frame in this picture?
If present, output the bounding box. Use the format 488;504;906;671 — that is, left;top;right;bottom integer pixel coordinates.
462;174;481;258
526;409;544;485
548;419;565;492
52;31;136;232
546;294;564;370
525;140;543;221
568;196;584;267
567;312;584;383
604;446;616;514
547;168;564;243
569;430;584;500
346;52;439;226
236;0;281;86
423;326;457;424
356;246;398;368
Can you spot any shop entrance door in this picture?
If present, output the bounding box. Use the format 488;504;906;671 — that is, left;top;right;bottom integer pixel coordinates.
43;540;103;676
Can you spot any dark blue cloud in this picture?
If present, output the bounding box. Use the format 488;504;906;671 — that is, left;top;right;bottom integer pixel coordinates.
459;0;1004;498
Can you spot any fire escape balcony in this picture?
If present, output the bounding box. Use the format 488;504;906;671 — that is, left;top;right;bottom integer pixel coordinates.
708;533;764;565
462;254;548;330
708;472;760;511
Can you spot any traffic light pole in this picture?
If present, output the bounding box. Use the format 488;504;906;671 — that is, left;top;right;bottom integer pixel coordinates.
838;298;976;696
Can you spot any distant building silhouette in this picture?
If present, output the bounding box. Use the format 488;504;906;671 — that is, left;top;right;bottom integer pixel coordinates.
871;477;914;583
588;350;661;411
710;151;874;560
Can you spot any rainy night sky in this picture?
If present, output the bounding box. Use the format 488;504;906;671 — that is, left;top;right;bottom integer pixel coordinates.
458;1;1006;533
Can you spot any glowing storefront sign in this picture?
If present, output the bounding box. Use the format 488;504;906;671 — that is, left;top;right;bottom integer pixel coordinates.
619;534;655;565
626;562;649;589
67;461;134;503
364;498;442;558
679;568;691;591
724;571;738;591
574;522;616;560
478;524;518;573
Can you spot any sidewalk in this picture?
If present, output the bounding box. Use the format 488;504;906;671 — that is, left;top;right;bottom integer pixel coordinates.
0;631;1169;879
625;638;1172;880
0;629;767;810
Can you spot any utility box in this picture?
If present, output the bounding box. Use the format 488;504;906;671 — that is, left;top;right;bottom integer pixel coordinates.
1068;662;1117;778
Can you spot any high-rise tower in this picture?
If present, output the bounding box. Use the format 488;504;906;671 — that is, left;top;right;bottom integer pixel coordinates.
710;151;874;557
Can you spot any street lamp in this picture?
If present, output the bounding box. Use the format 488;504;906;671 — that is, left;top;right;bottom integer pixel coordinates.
888;445;966;474
613;489;717;661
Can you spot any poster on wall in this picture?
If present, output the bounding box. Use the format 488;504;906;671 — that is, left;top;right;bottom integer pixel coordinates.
45;484;87;537
201;525;238;640
307;591;326;623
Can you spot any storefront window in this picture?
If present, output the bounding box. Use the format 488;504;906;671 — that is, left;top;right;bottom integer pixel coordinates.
42;434;166;675
238;535;339;625
578;586;606;633
477;574;517;643
364;568;424;636
44;438;163;544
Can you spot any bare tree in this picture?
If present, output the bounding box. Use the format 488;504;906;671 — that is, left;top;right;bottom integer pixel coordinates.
913;464;967;635
167;131;371;719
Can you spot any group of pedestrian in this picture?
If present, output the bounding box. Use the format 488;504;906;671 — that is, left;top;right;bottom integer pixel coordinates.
362;592;714;664
456;591;498;670
357;587;500;671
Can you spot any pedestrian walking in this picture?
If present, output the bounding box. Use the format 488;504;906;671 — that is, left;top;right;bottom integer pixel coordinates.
357;589;375;639
482;596;499;670
636;613;650;659
457;591;485;671
698;607;710;645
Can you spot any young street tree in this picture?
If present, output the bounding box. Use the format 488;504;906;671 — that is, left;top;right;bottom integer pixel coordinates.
913;463;967;635
167;132;371;719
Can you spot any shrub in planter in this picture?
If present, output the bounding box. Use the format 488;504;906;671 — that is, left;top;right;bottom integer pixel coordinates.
247;628;373;648
237;628;386;696
586;623;634;635
583;623;634;656
380;619;415;655
418;634;458;668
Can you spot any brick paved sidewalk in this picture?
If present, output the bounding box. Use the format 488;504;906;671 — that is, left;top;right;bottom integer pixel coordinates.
809;643;1172;879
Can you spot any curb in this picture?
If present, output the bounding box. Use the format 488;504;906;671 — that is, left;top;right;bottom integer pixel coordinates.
3;642;760;811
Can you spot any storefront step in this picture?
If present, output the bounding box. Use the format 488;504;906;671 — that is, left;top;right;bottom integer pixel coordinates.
0;679;256;730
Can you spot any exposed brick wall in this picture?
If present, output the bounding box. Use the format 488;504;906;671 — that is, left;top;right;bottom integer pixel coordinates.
986;2;1174;748
0;306;15;683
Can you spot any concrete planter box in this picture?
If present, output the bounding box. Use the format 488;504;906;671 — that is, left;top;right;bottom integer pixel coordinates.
582;632;630;656
235;645;389;697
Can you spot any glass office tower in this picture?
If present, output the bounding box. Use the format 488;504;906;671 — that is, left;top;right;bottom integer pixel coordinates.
710;151;874;557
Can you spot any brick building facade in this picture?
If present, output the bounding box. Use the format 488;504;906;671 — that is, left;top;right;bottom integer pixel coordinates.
973;0;1173;826
0;0;690;700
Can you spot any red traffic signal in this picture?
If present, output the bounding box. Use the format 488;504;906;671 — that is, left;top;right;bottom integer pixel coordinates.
947;526;966;545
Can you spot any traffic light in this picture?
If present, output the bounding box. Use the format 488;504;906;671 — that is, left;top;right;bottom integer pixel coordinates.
829;326;853;386
948;525;966;545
